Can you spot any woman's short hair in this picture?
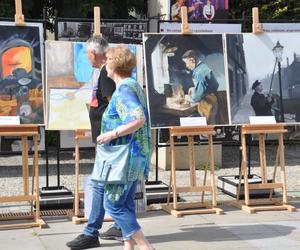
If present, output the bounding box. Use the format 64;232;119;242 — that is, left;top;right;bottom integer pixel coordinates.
106;46;136;78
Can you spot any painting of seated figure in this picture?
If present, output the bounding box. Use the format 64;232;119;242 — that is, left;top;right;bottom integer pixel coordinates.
143;33;230;128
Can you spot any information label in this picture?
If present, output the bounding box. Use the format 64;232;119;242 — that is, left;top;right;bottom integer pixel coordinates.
249;116;276;125
180;117;207;126
0;116;20;125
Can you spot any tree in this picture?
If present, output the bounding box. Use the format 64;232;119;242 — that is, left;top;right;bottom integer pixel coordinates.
229;0;300;20
228;0;300;32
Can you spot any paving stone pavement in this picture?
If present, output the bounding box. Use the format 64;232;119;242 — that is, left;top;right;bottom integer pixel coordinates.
1;144;300;249
0;202;300;250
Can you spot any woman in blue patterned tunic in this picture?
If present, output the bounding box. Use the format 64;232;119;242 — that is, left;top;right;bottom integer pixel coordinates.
96;46;154;250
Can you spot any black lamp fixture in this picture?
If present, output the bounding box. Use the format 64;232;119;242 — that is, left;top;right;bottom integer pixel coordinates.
272;40;285;122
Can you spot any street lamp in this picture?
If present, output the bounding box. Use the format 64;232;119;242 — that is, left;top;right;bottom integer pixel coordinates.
272;41;285;122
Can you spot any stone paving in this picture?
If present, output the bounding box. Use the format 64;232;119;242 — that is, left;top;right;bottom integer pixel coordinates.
1;144;300;211
1;144;300;249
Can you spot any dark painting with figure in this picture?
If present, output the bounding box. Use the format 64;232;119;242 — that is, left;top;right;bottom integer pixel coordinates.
227;33;300;124
143;34;229;128
0;22;44;124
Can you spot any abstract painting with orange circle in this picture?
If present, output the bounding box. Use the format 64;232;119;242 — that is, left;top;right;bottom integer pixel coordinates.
0;22;44;124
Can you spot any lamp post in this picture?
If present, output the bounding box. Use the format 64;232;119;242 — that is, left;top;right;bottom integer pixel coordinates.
272;41;285;122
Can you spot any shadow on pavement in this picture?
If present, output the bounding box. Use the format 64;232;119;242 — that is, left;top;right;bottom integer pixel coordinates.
146;224;296;243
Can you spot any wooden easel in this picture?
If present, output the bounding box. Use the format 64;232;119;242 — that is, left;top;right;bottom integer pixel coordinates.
72;5;100;224
0;1;45;230
161;7;223;217
0;125;45;229
231;8;296;214
72;130;113;224
71;6;114;224
234;124;296;213
162;126;223;217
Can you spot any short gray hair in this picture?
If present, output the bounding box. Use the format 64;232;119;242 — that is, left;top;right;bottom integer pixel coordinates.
86;35;108;55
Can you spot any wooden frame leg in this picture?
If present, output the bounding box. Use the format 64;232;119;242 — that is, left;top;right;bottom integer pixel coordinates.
258;134;267;184
21;136;29;195
167;164;172;206
170;134;177;210
269;145;280;199
236;150;243;201
279;134;288;204
208;135;216;207
188;136;196;187
33;134;40;220
74;137;80;216
201;148;209;204
241;134;250;205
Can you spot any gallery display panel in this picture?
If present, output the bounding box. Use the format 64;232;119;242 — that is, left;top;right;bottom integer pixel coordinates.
46;40;142;131
226;33;300;125
143;33;230;128
0;22;45;125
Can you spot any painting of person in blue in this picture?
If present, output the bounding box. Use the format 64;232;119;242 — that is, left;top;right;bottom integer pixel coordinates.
182;49;220;123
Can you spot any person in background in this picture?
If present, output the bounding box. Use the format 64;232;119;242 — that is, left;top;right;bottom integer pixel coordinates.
97;46;154;250
250;80;274;116
66;36;122;250
203;0;215;21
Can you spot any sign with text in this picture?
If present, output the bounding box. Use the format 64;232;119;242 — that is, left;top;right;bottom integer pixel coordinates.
180;117;207;126
0;116;20;125
262;23;300;33
159;22;241;33
249;116;276;125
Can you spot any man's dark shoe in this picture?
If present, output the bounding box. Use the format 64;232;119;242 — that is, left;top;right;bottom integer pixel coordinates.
66;234;100;250
99;225;123;241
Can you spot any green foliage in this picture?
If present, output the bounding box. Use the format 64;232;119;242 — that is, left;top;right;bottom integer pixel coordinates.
228;0;300;32
229;0;298;19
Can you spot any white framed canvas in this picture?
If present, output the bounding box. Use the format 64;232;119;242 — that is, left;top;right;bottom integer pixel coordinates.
143;33;230;128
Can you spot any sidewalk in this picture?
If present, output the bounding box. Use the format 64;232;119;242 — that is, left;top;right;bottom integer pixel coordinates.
1;200;300;250
1;145;300;249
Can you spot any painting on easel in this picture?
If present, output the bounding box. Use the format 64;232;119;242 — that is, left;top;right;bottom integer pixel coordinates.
46;40;140;130
227;33;300;125
143;34;229;128
0;22;44;124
